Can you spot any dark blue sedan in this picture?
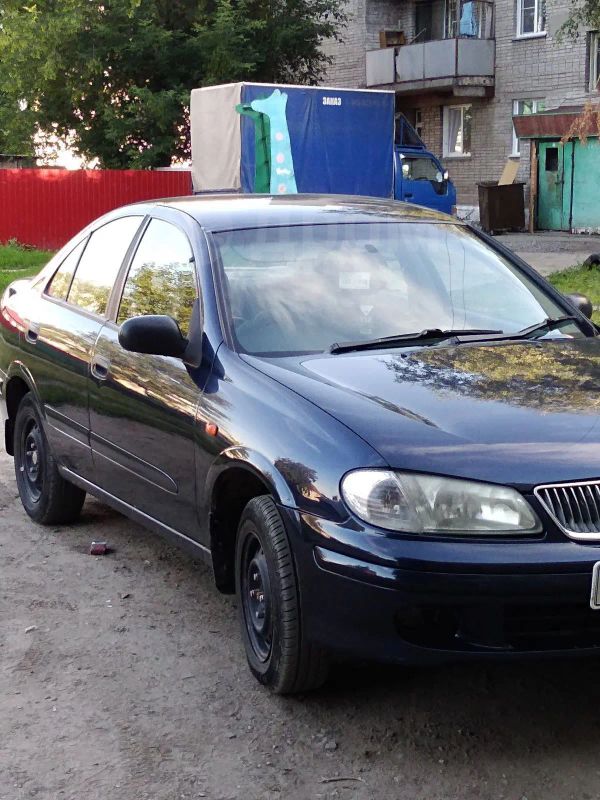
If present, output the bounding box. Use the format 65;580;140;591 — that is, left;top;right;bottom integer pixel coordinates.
2;195;600;693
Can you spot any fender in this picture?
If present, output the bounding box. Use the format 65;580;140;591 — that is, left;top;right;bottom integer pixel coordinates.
203;446;296;511
3;361;45;455
6;360;45;414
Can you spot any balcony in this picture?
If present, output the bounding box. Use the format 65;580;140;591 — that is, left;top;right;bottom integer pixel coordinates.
366;0;495;96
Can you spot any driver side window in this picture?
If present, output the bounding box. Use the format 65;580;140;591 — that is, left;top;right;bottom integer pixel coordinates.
118;219;197;336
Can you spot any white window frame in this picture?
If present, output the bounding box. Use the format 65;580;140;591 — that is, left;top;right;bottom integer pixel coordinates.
516;0;546;38
512;99;544;156
443;104;472;158
590;32;600;92
445;0;458;37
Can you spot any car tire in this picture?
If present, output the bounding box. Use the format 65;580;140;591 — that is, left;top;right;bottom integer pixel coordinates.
14;393;86;525
235;495;328;694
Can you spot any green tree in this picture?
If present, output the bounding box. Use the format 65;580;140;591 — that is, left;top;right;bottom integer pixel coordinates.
0;0;345;168
0;93;35;156
559;0;600;38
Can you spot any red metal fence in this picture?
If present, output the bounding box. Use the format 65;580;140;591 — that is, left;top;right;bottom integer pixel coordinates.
0;168;193;250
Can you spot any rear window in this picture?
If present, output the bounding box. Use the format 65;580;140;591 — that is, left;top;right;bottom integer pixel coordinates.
46;240;87;301
67;216;143;316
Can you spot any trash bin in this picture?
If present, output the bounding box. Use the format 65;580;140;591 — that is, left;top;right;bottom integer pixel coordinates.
477;182;525;234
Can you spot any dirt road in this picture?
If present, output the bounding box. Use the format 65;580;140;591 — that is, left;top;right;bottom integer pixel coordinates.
2;449;600;800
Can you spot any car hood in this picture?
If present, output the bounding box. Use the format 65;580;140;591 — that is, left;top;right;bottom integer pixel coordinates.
246;338;600;487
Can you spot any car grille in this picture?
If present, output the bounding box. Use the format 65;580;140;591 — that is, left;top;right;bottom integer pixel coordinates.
534;480;600;540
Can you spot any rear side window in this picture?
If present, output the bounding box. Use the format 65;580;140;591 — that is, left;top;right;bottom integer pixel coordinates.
46;239;87;300
117;219;197;336
67;216;143;316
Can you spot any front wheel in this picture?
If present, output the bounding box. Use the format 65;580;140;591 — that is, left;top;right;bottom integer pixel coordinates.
14;393;86;525
235;496;328;694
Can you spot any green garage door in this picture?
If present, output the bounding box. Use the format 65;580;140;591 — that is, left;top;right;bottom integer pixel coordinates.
537;141;573;231
570;138;600;231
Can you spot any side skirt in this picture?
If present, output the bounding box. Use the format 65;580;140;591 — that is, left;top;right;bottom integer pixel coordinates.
59;465;213;570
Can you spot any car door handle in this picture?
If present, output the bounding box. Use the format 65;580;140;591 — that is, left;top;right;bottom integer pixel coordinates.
26;322;40;344
91;355;111;380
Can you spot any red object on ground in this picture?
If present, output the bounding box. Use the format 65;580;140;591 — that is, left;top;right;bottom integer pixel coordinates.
90;541;109;556
0;168;193;251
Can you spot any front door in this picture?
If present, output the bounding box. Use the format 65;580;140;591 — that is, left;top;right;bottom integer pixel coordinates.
395;152;450;212
537;141;573;231
88;217;201;536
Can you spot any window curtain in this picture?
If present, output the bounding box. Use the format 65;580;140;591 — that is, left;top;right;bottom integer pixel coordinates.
460;1;478;37
447;108;461;154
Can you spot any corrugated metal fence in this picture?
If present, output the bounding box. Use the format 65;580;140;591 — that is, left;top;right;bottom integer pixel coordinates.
0;168;193;250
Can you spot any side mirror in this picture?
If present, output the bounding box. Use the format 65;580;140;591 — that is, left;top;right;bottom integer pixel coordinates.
564;292;594;320
118;315;188;357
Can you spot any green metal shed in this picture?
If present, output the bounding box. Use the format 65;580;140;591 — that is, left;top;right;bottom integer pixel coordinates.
513;110;600;233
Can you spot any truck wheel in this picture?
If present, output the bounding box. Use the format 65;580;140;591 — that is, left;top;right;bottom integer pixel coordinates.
235;496;328;694
14;393;86;525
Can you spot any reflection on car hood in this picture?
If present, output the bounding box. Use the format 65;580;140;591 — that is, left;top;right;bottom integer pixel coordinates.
247;339;600;487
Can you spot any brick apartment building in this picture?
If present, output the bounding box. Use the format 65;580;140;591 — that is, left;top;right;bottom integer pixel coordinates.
321;0;600;222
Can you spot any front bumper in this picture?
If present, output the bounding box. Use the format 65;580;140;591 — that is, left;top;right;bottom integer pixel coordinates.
283;507;600;664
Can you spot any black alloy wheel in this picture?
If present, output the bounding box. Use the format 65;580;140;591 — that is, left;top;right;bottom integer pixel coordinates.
235;495;328;694
19;417;45;504
13;393;86;525
241;532;274;663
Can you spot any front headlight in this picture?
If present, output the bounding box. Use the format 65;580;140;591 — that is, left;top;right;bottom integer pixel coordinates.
340;470;541;535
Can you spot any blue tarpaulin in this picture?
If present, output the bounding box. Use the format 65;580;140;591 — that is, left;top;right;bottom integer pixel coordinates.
239;84;395;198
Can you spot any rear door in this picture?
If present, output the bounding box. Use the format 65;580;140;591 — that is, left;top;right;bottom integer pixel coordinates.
88;213;201;536
28;215;144;477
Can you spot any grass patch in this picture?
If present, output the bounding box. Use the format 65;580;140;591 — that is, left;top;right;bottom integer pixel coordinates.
548;264;600;324
0;242;54;294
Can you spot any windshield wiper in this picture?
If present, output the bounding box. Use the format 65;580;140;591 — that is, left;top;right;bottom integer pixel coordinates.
513;315;580;339
329;328;502;355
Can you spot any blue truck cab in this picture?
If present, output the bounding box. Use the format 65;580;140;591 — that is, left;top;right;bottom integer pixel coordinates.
190;83;456;215
394;114;457;214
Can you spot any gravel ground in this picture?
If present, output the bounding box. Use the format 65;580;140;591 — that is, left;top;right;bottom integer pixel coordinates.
490;232;600;276
3;448;600;800
493;231;600;254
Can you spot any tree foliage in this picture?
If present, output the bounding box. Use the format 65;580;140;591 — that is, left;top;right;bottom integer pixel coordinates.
0;92;35;156
0;0;345;166
559;0;600;39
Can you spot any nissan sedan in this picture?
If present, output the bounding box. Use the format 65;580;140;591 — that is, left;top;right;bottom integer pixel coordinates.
2;195;600;694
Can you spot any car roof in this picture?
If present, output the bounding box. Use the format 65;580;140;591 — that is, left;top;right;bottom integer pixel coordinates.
136;193;458;232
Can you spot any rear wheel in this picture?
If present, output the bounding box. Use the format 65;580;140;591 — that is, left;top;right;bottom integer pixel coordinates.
14;393;86;525
235;495;328;694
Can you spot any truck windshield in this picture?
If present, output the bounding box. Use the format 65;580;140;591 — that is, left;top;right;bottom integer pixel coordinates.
215;222;582;356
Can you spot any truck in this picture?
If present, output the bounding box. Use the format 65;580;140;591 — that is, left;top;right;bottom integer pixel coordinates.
190;82;456;214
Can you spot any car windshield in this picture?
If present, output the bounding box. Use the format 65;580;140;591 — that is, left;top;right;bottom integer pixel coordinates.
215;222;584;356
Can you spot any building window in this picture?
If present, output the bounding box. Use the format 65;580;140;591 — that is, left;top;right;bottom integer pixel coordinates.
415;109;424;139
516;0;546;36
590;32;600;92
512;99;545;156
443;105;472;157
445;0;458;37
